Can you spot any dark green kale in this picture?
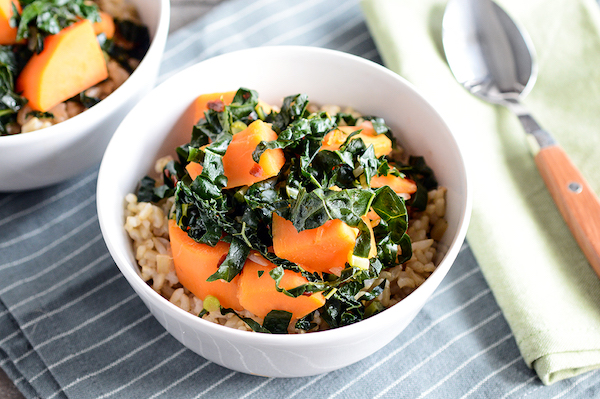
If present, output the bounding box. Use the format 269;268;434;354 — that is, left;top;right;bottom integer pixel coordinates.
221;308;291;334
398;155;439;211
0;45;27;135
113;18;150;59
98;19;150;73
15;0;100;54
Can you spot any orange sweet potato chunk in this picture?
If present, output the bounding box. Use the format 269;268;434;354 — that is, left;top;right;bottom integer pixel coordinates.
272;213;360;276
222;120;285;188
321;121;392;157
16;20;108;112
0;0;20;45
193;91;236;124
238;256;326;320
186;161;203;180
168;220;243;311
186;123;285;188
370;174;417;195
93;11;115;39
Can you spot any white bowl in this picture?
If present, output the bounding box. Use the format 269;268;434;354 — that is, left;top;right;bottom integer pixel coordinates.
97;46;472;377
0;0;170;192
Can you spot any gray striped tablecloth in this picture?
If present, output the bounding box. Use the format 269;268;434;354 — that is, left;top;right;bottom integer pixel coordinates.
1;0;599;397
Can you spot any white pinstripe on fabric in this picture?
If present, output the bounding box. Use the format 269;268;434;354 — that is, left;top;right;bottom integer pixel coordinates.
459;356;523;399
261;0;357;46
499;376;538;399
336;30;372;53
0;264;119;320
0;325;20;355
0;171;97;227
9;313;152;386
12;293;139;364
45;331;170;399
551;370;600;399
7;253;110;313
309;13;364;48
360;47;381;61
28;313;154;384
20;273;122;330
0;194;95;249
191;370;237;399
146;359;215;399
0;272;123;350
373;311;505;399
518;383;545;399
158;0;331;84
287;373;328;399
94;347;188;399
237;377;274;399
0;216;99;272
0;231;102;293
430;265;480;300
417;333;514;399
161;0;278;61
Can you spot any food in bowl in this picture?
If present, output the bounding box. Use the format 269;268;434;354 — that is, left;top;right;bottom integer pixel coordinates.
0;0;150;135
124;87;449;334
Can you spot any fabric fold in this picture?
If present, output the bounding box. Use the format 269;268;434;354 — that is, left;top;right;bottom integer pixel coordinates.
0;298;66;399
361;0;600;385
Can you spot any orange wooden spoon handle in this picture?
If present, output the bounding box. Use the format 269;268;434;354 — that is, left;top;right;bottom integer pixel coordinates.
535;145;600;278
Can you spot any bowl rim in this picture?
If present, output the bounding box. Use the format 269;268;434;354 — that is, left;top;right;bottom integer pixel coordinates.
98;45;472;344
0;0;170;146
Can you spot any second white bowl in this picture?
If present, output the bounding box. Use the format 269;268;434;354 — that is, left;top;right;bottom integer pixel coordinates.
0;0;170;191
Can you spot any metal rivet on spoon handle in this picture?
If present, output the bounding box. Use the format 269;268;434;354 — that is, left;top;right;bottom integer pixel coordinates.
442;0;600;277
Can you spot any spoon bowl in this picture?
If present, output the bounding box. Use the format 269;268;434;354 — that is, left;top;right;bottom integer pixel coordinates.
442;0;537;104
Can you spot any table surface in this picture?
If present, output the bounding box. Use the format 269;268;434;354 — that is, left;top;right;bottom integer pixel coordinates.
0;1;224;397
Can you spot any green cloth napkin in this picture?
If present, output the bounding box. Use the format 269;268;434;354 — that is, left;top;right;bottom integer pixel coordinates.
362;0;600;385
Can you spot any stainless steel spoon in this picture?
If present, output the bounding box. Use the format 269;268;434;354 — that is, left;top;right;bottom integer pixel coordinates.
442;0;600;277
